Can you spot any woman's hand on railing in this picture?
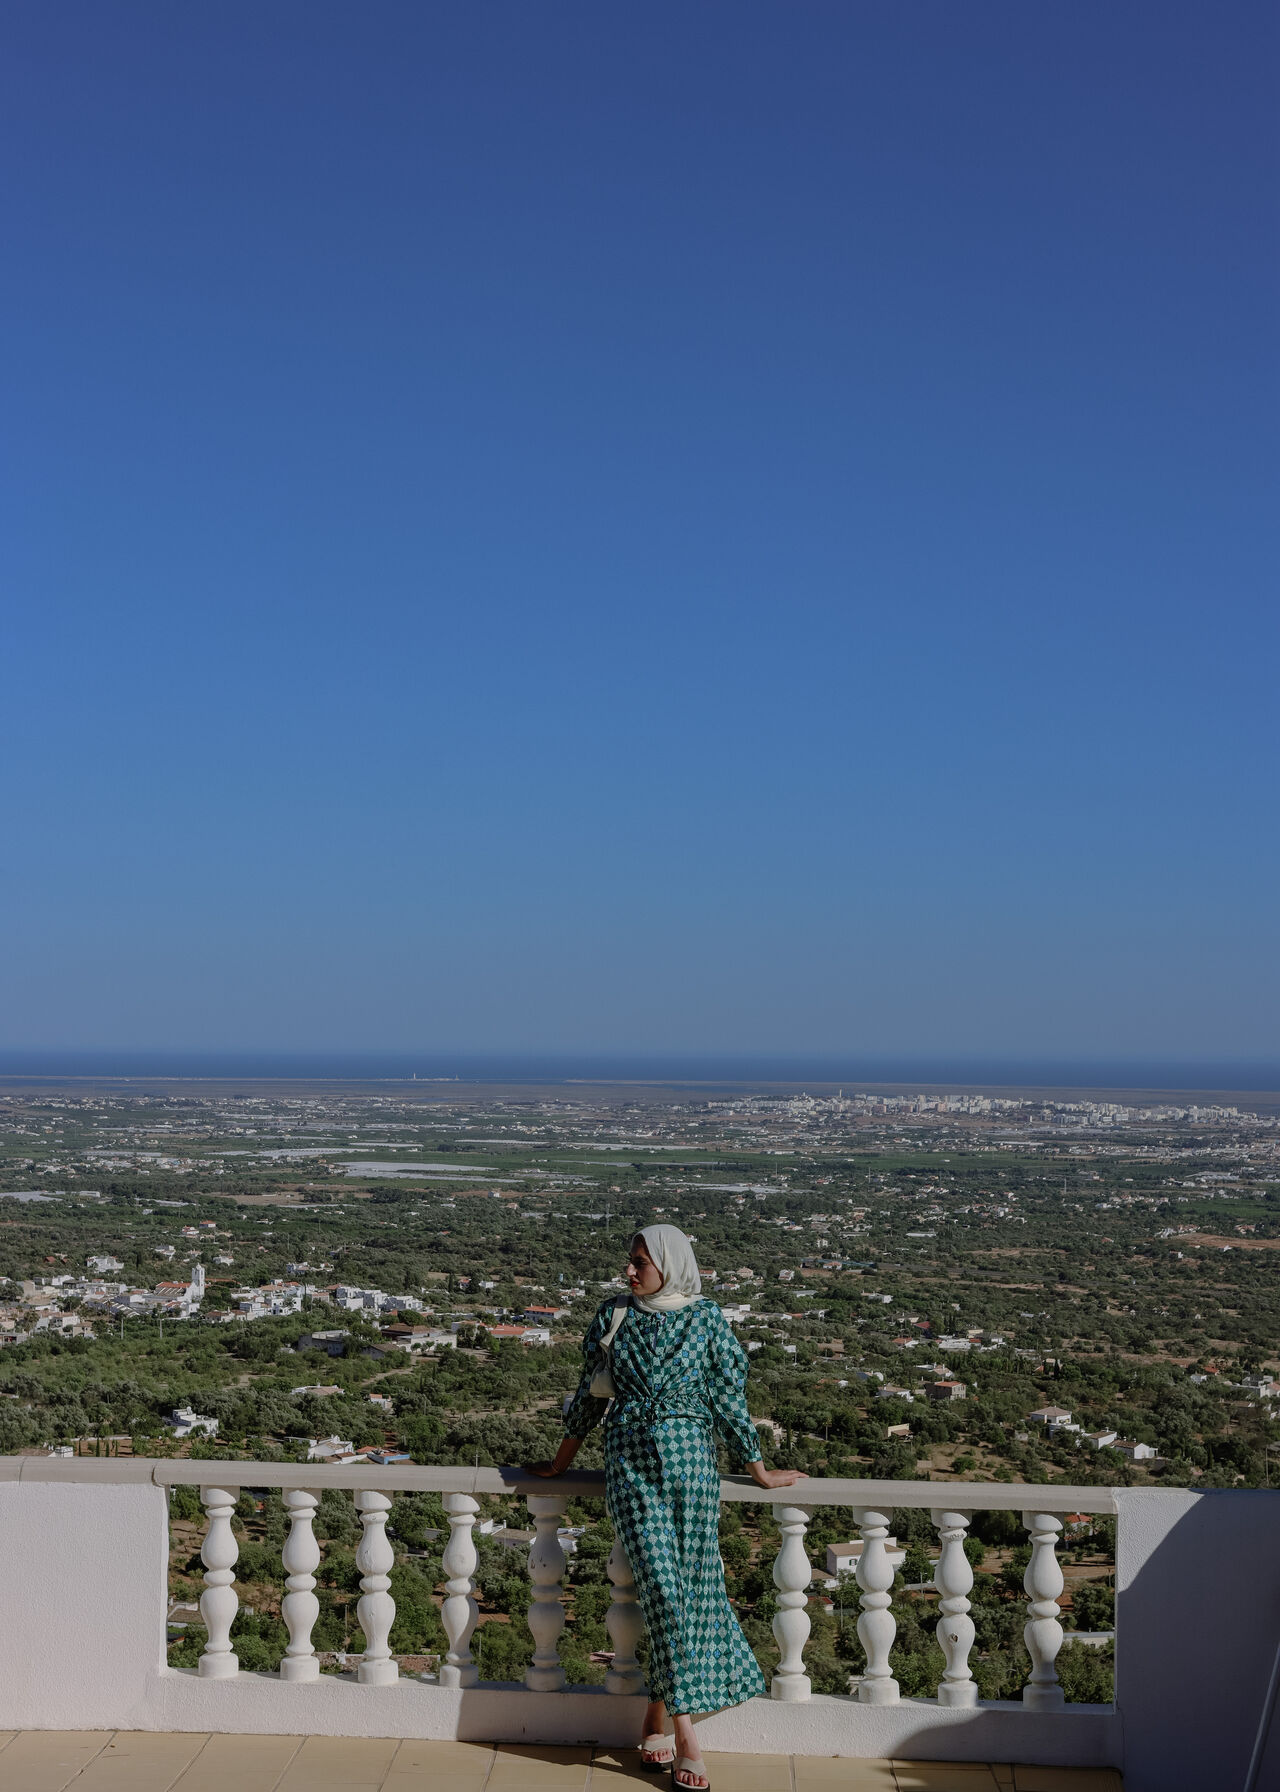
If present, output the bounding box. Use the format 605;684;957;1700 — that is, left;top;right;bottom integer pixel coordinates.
525;1437;582;1478
748;1462;810;1490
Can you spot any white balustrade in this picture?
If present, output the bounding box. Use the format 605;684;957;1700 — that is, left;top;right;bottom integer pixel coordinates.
604;1532;645;1695
279;1489;321;1682
525;1494;568;1692
355;1489;398;1684
770;1504;813;1701
158;1468;1118;1721
439;1493;480;1688
853;1507;899;1704
1022;1510;1065;1709
198;1486;240;1679
931;1509;976;1707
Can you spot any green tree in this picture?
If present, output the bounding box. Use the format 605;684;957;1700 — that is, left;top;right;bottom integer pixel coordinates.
1069;1580;1114;1631
1056;1640;1114;1703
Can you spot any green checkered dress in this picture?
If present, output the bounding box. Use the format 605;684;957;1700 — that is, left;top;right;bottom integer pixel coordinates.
564;1297;767;1715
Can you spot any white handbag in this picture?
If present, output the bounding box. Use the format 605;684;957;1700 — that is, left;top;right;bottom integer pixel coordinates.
588;1298;631;1398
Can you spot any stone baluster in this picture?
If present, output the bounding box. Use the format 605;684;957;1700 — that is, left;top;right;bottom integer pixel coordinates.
931;1509;977;1707
1022;1511;1065;1709
770;1504;813;1701
280;1489;321;1681
355;1489;398;1684
198;1486;240;1679
439;1494;480;1687
853;1508;899;1703
604;1533;645;1694
525;1494;569;1691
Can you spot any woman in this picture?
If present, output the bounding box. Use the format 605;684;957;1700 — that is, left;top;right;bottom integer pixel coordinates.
530;1224;806;1790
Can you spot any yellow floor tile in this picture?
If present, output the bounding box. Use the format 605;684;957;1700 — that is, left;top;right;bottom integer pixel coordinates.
0;1734;115;1792
700;1753;792;1792
1012;1772;1124;1792
62;1732;211;1791
169;1733;304;1791
383;1738;495;1791
273;1733;400;1792
795;1759;897;1791
590;1747;660;1783
389;1740;495;1769
483;1743;592;1790
0;1735;1124;1792
892;1767;1001;1792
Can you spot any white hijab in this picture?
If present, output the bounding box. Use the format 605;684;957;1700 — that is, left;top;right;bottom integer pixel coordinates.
632;1224;703;1313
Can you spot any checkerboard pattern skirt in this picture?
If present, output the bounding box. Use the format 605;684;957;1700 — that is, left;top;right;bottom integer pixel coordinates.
606;1416;767;1714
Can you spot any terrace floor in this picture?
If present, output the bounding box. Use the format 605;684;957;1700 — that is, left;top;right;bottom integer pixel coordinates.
0;1734;1125;1792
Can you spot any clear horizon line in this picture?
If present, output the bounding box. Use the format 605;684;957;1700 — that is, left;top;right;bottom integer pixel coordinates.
2;1047;1278;1064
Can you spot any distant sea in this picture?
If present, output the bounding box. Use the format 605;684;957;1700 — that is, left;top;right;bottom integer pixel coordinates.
0;1051;1276;1092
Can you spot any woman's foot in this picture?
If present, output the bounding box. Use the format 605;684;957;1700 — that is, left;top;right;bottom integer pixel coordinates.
671;1716;707;1789
640;1700;674;1770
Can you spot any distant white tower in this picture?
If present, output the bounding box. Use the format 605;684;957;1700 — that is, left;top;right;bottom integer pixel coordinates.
188;1261;206;1304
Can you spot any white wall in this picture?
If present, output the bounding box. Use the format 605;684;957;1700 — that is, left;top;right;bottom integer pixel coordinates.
0;1478;169;1729
1115;1487;1280;1792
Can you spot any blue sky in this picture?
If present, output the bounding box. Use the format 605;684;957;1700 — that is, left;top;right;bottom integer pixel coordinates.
3;3;1276;1062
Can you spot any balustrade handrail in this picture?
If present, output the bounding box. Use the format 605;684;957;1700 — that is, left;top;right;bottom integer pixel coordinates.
0;1456;1120;1512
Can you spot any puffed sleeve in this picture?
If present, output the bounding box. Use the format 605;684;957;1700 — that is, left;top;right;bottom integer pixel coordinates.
562;1301;612;1440
704;1302;764;1468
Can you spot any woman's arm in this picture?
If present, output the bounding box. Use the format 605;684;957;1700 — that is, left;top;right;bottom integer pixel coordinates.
559;1302;612;1442
704;1303;766;1467
526;1302;613;1475
706;1304;807;1486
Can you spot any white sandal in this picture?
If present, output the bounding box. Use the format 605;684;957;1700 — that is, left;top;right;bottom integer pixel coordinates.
672;1757;709;1790
640;1733;675;1771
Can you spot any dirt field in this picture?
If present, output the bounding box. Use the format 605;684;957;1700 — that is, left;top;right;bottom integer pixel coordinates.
1187;1234;1280;1250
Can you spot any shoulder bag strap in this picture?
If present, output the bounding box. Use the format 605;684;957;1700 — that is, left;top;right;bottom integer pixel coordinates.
599;1295;631;1351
